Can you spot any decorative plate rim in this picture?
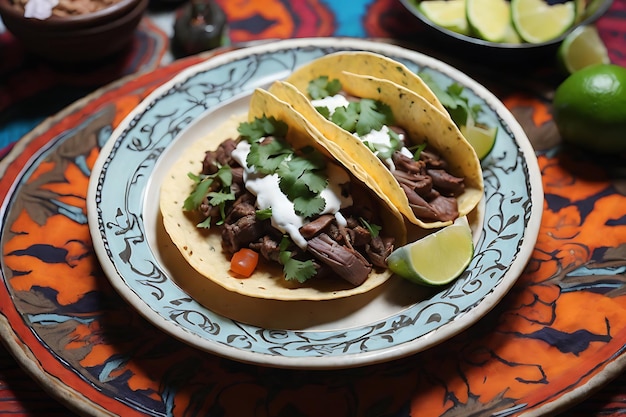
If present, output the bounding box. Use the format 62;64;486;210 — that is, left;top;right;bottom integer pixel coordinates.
86;37;543;369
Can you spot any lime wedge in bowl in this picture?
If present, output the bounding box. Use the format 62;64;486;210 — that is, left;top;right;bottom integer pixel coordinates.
466;0;512;42
420;0;470;35
511;0;576;43
387;216;474;286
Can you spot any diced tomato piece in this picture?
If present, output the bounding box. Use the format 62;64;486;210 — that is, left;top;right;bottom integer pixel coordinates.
230;248;259;278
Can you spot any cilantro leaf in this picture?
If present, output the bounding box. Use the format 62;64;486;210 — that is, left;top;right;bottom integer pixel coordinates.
359;217;381;238
417;71;484;128
331;103;359;132
447;104;470;129
278;147;328;194
283;147;325;177
216;165;233;186
293;195;326;218
282;256;317;283
356;99;391;136
255;208;272;220
197;216;213;228
184;172;212;211
274;146;329;218
237;121;265;142
315;106;331;119
247;139;291;173
416;72;455;109
278;237;317;283
207;190;235;207
307;76;342;100
411;142;428;161
299;170;328;194
363;140;377;154
183;164;234;228
183;164;234;212
278;173;309;200
238;116;288;143
329;99;394;137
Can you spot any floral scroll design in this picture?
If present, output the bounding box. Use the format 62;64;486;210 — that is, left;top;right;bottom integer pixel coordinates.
93;42;536;361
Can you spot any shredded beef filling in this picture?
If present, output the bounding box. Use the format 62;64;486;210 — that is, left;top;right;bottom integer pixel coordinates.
390;139;464;222
197;137;394;286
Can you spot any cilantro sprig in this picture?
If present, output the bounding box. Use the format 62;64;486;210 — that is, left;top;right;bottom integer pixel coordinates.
307;75;342;100
184;164;235;228
238;115;288;142
247;137;291;174
410;142;428;161
329;99;396;136
279;236;317;283
255;208;272;220
239;116;329;219
359;217;381;238
417;72;484;128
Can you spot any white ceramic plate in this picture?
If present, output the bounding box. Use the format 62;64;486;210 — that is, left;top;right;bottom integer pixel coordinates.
87;38;543;369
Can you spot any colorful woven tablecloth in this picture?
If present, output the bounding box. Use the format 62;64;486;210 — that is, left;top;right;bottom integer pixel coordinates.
1;0;626;416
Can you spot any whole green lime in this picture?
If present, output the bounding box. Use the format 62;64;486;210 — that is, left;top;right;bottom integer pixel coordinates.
553;64;626;153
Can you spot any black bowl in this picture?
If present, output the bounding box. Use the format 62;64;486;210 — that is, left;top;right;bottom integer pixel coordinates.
398;0;613;63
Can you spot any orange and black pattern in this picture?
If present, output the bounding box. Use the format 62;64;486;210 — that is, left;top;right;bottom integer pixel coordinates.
1;0;626;416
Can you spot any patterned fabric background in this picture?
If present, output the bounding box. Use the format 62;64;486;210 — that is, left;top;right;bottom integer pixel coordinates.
1;0;626;416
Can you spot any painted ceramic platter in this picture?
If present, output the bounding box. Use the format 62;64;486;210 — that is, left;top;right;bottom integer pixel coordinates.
86;38;543;369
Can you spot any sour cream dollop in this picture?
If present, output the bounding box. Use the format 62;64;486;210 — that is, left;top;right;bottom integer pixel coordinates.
311;94;351;114
356;126;411;171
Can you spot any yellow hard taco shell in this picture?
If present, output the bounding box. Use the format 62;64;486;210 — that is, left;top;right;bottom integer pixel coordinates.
269;73;483;229
160;88;406;301
283;50;450;118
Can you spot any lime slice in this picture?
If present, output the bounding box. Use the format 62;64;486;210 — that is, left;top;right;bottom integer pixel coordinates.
461;122;497;160
558;25;610;74
511;0;576;43
466;0;512;42
386;216;474;286
420;0;470;35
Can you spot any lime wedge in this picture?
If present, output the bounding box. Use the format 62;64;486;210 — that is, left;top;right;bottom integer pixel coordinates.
511;0;576;43
386;216;474;286
558;25;610;74
420;0;470;35
466;0;512;42
461;122;497;160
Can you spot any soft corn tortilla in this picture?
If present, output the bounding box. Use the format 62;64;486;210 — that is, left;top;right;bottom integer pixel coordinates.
160;89;406;301
269;73;484;229
283;51;450;118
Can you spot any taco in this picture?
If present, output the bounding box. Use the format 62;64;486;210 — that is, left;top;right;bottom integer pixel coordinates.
269;61;483;229
159;88;406;301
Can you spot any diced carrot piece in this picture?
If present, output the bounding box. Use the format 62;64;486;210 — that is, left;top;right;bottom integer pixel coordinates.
230;248;259;278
